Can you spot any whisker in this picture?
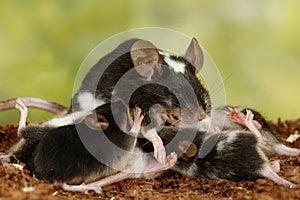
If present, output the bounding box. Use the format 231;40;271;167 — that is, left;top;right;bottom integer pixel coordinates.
209;72;234;97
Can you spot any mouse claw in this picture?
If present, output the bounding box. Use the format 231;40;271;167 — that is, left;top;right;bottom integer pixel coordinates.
62;183;103;194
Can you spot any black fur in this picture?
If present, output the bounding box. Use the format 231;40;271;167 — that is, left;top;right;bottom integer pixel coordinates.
13;101;136;184
72;38;211;125
140;128;267;182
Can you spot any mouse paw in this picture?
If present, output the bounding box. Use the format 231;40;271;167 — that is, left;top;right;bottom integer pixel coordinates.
129;107;144;136
166;152;177;166
62;183;102;194
144;152;177;178
245;110;262;129
227;108;262;130
133;106;144;127
226;108;247;125
15;98;28;137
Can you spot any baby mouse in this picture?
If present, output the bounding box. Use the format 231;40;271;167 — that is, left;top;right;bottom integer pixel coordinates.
140;126;297;188
4;98;140;181
49;38;211;164
208;106;300;158
2;99;177;194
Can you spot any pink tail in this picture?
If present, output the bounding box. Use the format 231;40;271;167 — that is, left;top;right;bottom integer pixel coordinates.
0;97;67;114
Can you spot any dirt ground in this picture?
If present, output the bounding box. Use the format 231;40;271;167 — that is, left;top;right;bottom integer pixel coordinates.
1;119;300;200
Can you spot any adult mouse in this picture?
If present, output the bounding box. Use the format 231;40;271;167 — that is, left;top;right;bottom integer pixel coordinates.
48;38;211;164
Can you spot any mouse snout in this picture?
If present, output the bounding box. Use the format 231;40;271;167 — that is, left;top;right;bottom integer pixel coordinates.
182;106;207;122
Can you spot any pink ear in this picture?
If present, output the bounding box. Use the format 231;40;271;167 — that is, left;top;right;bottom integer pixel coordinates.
184;38;204;72
84;114;109;130
130;40;163;80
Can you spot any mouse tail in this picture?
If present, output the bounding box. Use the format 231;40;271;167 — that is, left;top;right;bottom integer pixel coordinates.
0;97;68;114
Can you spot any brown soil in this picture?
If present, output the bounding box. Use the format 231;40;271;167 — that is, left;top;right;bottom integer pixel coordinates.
1;119;300;200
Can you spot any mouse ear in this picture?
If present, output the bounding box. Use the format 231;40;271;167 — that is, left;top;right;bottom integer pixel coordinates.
179;140;198;157
84;113;109;130
130;40;163;81
184;38;204;72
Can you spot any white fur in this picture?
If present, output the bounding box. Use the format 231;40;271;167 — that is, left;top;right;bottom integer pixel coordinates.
226;131;238;144
185;163;198;177
45;110;91;127
217;130;239;151
216;140;225;151
160;51;186;74
78;92;105;111
46;92;106;128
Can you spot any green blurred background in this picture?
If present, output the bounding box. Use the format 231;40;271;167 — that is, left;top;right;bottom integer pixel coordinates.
1;0;300;124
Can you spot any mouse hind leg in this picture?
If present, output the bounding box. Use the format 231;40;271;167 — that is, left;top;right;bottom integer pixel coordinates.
61;152;177;194
259;162;297;188
270;160;281;173
257;148;297;188
273;143;300;156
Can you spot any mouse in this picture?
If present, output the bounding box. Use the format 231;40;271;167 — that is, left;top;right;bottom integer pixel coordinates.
139;125;298;189
1;98;178;194
46;38;211;164
3;98;139;179
207;106;300;158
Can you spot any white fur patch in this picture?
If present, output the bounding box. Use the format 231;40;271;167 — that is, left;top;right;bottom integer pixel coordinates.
160;52;186;74
216;140;225;151
217;130;239;151
46;92;105;128
46;111;91;127
78;92;105;111
186;163;198;176
226;130;239;144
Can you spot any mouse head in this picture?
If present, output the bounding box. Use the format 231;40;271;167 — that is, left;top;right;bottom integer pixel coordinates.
129;38;211;125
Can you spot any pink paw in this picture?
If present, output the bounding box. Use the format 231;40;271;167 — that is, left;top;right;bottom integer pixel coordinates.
133;107;144;127
227;108;262;130
226;107;247;126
